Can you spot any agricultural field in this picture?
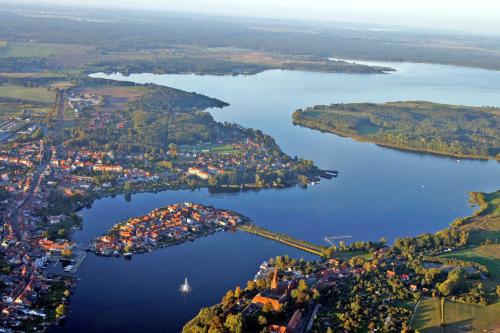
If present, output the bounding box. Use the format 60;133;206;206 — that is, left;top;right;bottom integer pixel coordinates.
412;298;500;332
0;41;92;58
0;102;51;119
0;85;56;104
78;86;146;112
0;72;65;79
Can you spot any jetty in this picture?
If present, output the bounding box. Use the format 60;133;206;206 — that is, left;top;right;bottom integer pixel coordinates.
238;223;325;256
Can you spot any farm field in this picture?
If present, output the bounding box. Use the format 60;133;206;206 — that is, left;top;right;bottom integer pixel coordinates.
0;42;92;58
0;85;56;104
412;297;500;332
79;86;145;111
0;72;65;79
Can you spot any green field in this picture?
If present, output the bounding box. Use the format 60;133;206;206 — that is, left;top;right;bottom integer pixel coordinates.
0;72;65;79
412;298;500;332
210;144;239;154
0;85;56;104
0;42;92;58
439;244;500;279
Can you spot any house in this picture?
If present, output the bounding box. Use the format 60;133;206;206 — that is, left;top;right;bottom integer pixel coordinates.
187;167;210;180
92;165;124;173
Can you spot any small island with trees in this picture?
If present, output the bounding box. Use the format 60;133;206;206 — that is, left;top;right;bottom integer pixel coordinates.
292;101;500;159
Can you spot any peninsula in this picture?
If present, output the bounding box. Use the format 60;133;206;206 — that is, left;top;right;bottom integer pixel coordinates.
293;101;500;160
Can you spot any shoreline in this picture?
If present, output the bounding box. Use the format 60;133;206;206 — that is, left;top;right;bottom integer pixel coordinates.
293;121;499;161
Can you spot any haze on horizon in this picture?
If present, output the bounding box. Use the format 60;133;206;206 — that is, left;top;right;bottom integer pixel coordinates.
2;0;500;36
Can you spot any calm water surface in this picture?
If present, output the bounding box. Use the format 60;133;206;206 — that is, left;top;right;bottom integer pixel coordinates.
57;63;499;333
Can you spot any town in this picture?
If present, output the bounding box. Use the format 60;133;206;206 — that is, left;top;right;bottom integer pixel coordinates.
0;77;328;331
91;203;247;256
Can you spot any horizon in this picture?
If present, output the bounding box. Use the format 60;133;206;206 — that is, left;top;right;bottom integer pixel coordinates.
1;0;499;36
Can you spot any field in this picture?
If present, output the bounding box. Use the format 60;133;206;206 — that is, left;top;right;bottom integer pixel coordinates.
0;85;56;104
0;42;92;58
210;144;239;154
0;102;51;119
79;86;145;112
461;191;500;244
0;72;65;79
412;298;500;332
439;245;500;282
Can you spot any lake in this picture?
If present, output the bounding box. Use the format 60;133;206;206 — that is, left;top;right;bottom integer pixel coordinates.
56;62;500;333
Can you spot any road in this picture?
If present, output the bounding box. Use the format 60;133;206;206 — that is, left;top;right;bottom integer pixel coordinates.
7;90;65;237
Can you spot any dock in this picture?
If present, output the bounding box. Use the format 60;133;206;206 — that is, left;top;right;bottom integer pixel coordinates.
69;249;87;274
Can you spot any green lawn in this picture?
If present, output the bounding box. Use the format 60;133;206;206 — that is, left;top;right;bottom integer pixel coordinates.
0;85;56;104
0;42;92;58
412;298;500;332
210;144;239;154
0;72;65;79
439;244;500;279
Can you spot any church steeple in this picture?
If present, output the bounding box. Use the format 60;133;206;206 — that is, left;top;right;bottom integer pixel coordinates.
271;266;279;292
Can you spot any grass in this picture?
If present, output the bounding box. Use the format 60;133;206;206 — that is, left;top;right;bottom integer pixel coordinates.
439;244;500;279
356;120;379;135
210;144;239;154
0;72;65;79
0;85;56;104
412;297;500;332
0;103;51;119
460;191;500;245
0;42;92;58
49;81;75;90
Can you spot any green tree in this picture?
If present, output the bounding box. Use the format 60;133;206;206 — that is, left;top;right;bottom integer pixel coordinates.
224;313;244;333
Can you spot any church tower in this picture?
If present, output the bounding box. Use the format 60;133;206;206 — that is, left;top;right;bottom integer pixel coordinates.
271;266;279;293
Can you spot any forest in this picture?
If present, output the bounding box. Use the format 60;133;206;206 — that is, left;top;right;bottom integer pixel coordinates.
292;101;500;159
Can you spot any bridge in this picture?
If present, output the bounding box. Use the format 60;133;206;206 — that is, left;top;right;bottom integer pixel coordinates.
238;223;325;256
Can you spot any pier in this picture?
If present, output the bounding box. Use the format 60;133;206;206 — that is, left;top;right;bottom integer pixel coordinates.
69;249;87;274
238;223;325;256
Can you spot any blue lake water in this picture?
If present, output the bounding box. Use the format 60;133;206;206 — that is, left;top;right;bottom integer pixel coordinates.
56;63;499;333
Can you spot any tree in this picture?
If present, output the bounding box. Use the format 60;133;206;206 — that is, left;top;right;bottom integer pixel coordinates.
55;304;67;318
257;315;267;326
262;302;273;313
61;248;72;258
234;286;241;299
224;313;244;333
246;280;256;291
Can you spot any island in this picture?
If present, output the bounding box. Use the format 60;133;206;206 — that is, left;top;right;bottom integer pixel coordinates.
183;190;500;333
90;203;248;256
292;101;500;159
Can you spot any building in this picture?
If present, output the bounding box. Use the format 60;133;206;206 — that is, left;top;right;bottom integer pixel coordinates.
187;167;210;180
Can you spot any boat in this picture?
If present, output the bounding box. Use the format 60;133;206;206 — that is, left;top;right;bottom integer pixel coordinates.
123;253;132;259
64;265;73;272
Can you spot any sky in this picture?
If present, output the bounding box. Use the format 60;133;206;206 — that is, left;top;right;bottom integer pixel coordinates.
4;0;500;35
